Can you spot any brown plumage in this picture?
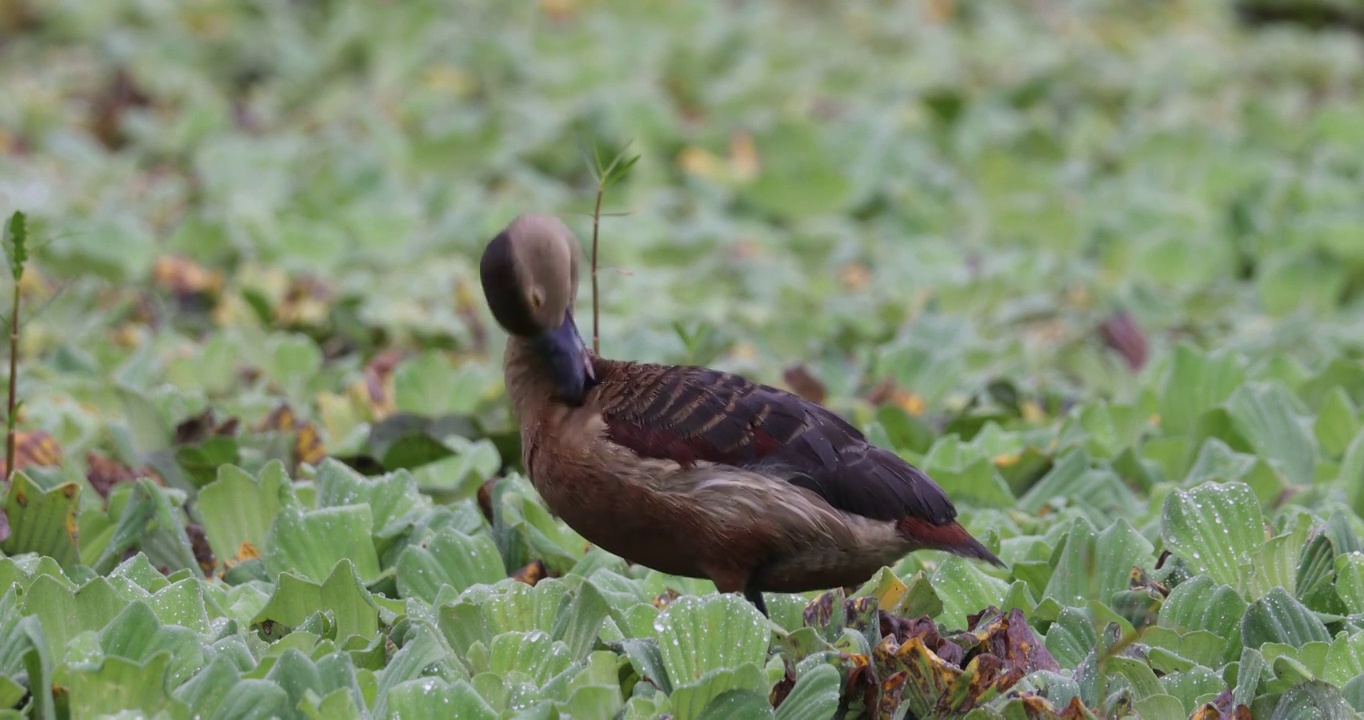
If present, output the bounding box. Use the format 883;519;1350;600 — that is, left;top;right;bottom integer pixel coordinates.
481;214;1003;616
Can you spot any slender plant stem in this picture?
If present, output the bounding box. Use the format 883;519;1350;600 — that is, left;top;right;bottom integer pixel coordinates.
591;186;603;355
5;282;18;480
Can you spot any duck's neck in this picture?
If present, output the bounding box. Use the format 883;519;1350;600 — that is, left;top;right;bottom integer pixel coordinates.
503;336;558;419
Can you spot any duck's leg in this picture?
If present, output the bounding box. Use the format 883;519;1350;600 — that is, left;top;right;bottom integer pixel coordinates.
744;587;769;617
706;565;767;617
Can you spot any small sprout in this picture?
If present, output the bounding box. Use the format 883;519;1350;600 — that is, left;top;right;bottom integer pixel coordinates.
577;136;640;355
2;211;27;483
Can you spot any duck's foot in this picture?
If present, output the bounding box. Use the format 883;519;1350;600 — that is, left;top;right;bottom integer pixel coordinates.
744;587;768;617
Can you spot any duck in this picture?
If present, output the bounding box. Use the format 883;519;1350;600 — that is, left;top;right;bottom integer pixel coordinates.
479;213;1003;616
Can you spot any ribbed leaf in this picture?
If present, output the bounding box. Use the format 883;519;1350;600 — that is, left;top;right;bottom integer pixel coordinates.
198;461;294;565
1323;629;1364;687
1242;587;1329;650
487;630;573;685
655;594;771;687
264;505;381;584
1226;384;1317;486
1161;482;1263;595
386;679;497;720
774;664;840;720
931;555;1009;629
395;526;504;604
1044;517;1154;608
65;653;184;719
1269;680;1354;720
0;472;78;568
670;664;768;720
1160;345;1244;434
250;559;379;642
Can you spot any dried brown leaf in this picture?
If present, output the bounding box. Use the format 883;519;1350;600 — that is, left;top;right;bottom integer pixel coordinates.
768;659;797;710
85;451;139;498
510;559;549;586
968;606;1060;676
783;365;827;404
186;522;215;575
1098;311;1148;370
0;430;62;477
175;409;238;446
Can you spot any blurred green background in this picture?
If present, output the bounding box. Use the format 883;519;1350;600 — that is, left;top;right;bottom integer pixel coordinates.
2;0;1361;420
1;1;1364;717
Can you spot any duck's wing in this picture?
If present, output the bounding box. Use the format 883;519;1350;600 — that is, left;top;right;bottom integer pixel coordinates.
590;359;969;534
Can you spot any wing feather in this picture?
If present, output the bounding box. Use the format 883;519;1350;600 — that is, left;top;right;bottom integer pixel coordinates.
592;359;957;526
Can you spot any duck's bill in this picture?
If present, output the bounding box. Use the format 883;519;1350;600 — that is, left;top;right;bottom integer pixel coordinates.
539;309;595;404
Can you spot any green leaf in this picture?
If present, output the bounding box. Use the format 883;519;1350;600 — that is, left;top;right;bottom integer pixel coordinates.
561;651;624;718
264;505;382;584
1226;384;1317;485
487;630;573;684
1342;428;1364;517
1323;629;1364;687
1160;345;1244;434
300;688;365;720
696;689;773;720
3;211;27;281
251;559;380;642
199;461;295;567
1161;481;1263;595
99;600;206;687
22;575;126;663
1018;449;1133;517
1043;607;1098;668
395;526;504;604
1314;387;1360;456
1336;554;1364;614
148;578;210;634
1296;531;1345;614
93;479;201;576
1252;515;1313;599
670;664;769;720
1142;627;1228;670
371;627;449;719
0;472;79;568
393;352;486;416
774;663;841;720
1257;249;1349;317
1044;518;1154;608
740;121;852;220
315;460;424;542
264;649;362;720
263;333;323;398
1106;655;1162;699
654;594;771;688
65;653;185;719
0;588;54;720
172;654;242;717
1242;586;1329;650
387;678;497;720
114;386;172;457
203;679;290;720
1159;665;1226;715
931;555;1010;629
1131;694;1188;719
1235;647;1266;707
1269;680;1355;720
614;637;672;695
552;581;609;659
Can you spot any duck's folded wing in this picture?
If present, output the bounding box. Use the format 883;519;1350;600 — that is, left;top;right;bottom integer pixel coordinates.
592;360;958;526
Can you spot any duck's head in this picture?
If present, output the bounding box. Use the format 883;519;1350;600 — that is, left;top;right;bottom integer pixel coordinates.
480;214;595;405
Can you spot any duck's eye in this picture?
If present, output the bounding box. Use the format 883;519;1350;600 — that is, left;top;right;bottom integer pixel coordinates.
529;288;544;310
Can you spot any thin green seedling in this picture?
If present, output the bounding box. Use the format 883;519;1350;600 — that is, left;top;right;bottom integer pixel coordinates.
2;211;26;483
576;136;639;355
